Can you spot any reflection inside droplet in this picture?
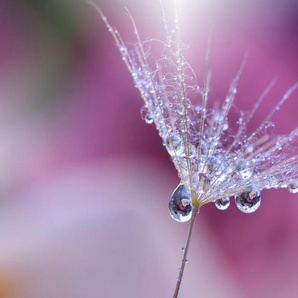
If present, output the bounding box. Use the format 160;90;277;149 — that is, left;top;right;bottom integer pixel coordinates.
235;186;261;213
214;197;230;210
169;184;192;223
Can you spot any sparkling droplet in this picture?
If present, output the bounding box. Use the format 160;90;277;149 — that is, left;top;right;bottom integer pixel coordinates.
196;173;210;194
119;45;127;55
236;159;253;180
166;134;184;156
145;114;153;124
245;145;254;153
140;106;153;124
169;184;192;223
207;156;227;183
288;182;298;194
222;122;229;131
177;104;185;115
235;187;261;213
215;197;230;210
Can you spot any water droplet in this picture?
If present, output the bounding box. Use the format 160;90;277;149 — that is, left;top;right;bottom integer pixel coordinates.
222;122;229;130
140;106;153;124
288;182;298;194
196;173;210;194
169;184;192;223
245;145;254;153
236;159;253;179
235;187;261;213
119;45;127;55
166;134;184;156
145;114;153;124
177;104;185;115
215;197;230;210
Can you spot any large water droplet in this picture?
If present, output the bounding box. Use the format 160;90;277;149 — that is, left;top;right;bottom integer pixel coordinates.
215;197;230;210
169;184;192;223
288;182;298;194
235;187;261;213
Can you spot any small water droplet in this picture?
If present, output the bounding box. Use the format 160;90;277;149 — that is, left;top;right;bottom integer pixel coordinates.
145;114;153;124
245;145;254;153
169;184;192;223
119;45;127;54
288;182;298;194
222;122;229;130
140;106;153;124
215;197;230;210
235;187;261;213
236;159;253;179
177;104;185;115
196;173;210;194
166;134;184;156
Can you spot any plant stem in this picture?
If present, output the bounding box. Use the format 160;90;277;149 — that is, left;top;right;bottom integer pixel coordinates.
173;206;199;298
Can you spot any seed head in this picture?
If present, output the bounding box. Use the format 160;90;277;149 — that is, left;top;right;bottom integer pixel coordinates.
89;1;298;215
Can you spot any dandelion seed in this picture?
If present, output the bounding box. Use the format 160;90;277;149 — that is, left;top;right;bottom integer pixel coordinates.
87;1;298;297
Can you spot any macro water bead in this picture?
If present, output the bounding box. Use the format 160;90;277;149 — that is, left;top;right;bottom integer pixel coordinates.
214;197;231;210
288;182;298;194
169;184;193;223
235;187;262;214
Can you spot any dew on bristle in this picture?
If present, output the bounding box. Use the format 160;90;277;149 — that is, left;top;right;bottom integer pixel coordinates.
215;197;231;210
140;106;153;124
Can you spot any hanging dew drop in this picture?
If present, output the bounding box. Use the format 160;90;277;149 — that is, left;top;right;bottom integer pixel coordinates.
145;114;153;124
169;184;192;223
214;197;230;210
288;182;298;194
236;159;253;180
235;186;261;213
140;106;153;124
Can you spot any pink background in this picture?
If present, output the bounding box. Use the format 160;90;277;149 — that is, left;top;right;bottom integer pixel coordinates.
0;0;297;297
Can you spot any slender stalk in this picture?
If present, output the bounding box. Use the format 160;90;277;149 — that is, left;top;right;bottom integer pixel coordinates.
173;206;199;298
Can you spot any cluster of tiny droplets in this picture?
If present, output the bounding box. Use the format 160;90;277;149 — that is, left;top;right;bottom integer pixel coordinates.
95;3;298;221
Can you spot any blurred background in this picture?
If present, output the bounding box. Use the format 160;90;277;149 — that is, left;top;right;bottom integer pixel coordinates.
0;0;298;297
